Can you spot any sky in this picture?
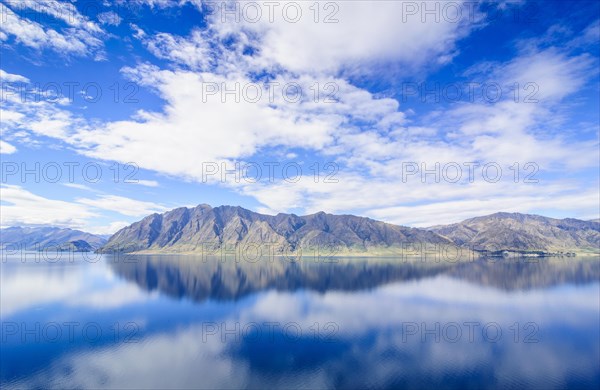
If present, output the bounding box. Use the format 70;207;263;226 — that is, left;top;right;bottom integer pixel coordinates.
0;0;599;234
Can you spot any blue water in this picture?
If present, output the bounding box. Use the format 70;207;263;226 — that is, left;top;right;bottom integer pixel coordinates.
1;253;599;389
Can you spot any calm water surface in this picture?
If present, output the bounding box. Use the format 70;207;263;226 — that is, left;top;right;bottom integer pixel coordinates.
1;253;599;389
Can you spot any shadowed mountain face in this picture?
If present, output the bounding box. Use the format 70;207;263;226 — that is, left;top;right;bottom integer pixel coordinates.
429;212;600;253
101;204;453;254
0;226;107;251
109;256;600;303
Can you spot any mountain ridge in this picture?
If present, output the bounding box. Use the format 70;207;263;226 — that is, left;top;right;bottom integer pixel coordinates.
100;203;454;255
100;205;600;255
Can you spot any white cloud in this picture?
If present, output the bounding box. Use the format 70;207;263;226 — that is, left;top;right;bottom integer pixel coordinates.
0;1;105;58
0;109;25;123
0;185;167;229
69;68;402;182
0;69;88;142
76;195;168;217
115;0;203;9
0;140;17;154
209;0;484;75
0;184;97;227
1;4;597;227
61;182;94;191
13;0;103;34
367;190;600;227
133;179;160;187
0;69;30;83
85;221;131;235
97;11;122;26
143;29;213;70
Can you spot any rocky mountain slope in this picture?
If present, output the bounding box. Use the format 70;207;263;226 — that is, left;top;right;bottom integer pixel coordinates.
100;204;453;254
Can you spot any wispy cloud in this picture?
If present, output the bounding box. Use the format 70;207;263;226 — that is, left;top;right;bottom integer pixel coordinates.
76;195;168;217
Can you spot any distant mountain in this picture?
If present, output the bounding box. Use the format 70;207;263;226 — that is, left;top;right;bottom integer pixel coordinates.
429;212;600;254
0;226;107;251
101;204;453;255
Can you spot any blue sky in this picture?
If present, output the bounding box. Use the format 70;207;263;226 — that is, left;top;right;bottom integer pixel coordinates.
0;0;599;234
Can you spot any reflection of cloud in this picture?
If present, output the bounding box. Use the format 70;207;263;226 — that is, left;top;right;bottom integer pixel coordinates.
5;270;599;389
238;276;600;335
68;283;157;309
0;266;85;317
9;325;252;390
0;259;156;317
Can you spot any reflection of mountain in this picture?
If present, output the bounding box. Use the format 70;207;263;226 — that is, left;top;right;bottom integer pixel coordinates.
448;259;600;291
109;256;600;302
109;256;449;302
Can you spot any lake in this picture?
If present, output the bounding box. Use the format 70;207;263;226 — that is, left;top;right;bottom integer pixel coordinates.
1;252;599;389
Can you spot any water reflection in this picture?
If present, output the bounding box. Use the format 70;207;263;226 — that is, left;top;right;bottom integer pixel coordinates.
109;256;451;302
109;255;600;302
1;254;599;389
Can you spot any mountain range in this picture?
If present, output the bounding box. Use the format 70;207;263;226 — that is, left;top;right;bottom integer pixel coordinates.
99;204;452;255
100;205;599;256
2;206;599;255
